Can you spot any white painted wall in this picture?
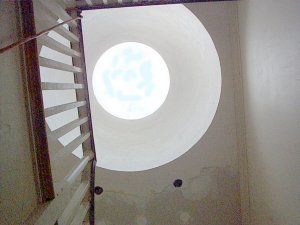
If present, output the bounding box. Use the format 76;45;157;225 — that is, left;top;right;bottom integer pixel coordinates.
238;1;300;224
0;2;38;224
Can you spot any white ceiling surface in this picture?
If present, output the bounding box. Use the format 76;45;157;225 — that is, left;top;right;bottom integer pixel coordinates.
82;4;221;171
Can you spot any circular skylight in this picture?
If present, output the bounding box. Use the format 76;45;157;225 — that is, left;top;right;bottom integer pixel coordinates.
92;42;170;120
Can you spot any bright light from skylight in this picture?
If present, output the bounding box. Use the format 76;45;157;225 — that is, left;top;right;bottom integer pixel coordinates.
92;42;170;120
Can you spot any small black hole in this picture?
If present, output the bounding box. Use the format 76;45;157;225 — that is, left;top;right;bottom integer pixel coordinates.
173;179;183;188
95;186;103;195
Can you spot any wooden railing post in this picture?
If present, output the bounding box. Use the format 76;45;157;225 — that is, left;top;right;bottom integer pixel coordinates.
69;9;97;225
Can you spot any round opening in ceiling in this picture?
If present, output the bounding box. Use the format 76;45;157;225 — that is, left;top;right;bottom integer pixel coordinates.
92;42;170;120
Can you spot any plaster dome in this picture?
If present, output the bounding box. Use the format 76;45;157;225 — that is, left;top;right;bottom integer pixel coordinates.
82;4;221;171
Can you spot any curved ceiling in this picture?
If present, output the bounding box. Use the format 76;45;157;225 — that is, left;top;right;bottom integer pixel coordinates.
82;4;221;171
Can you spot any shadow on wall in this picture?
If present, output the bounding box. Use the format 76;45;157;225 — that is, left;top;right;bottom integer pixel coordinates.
95;166;241;225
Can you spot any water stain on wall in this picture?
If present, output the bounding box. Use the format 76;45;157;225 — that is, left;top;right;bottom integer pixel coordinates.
95;166;241;225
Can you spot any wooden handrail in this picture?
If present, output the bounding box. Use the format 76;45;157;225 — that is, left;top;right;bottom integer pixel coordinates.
0;16;81;54
35;18;79;43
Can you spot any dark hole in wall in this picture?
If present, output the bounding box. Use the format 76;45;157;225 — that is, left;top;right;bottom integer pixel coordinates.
173;179;183;188
95;186;104;195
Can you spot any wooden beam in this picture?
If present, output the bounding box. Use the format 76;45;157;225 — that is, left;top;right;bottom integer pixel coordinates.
69;10;97;225
65;156;92;185
41;82;84;90
69;10;97;161
38;35;81;58
58;182;90;225
52;132;90;161
89;159;96;225
39;56;83;73
74;0;236;10
44;101;86;117
70;203;89;225
51;117;88;139
18;0;55;202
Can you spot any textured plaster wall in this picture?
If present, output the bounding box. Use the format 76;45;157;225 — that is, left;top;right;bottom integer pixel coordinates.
238;1;300;224
0;2;38;224
84;2;244;225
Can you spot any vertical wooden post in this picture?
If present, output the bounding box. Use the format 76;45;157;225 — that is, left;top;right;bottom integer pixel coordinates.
18;0;55;202
69;9;97;225
69;12;96;162
89;160;96;224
